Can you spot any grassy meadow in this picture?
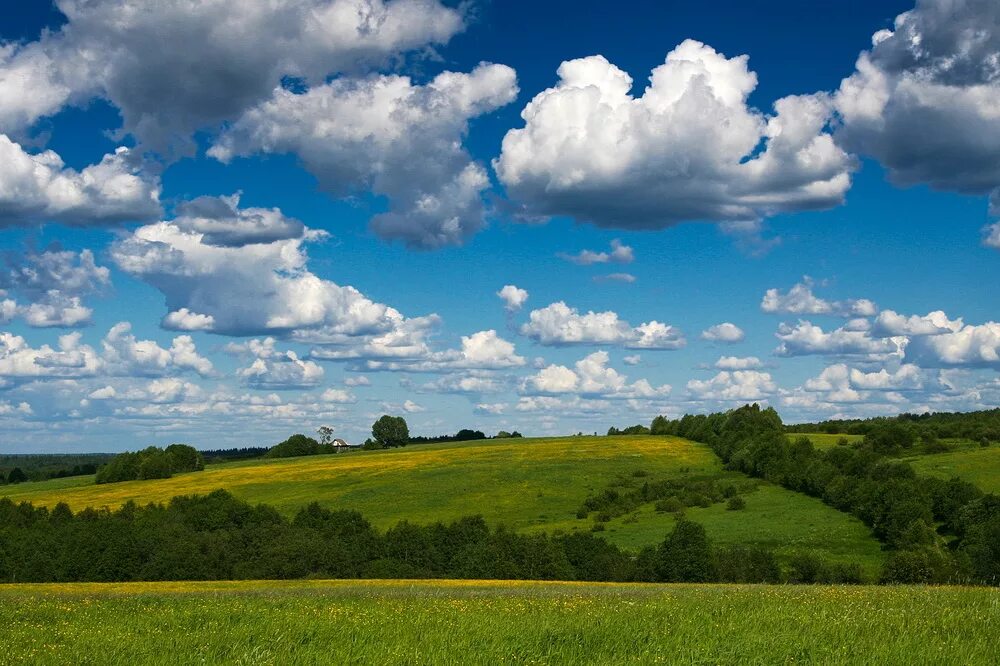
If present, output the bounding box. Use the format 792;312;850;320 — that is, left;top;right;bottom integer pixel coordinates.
788;432;864;449
0;435;884;571
904;442;1000;493
1;579;997;665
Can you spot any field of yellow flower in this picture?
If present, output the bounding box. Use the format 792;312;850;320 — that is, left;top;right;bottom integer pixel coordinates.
0;579;997;664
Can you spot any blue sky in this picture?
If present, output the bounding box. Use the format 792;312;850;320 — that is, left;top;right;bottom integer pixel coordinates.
0;0;998;452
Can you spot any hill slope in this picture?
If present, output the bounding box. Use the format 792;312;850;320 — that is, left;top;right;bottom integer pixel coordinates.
1;435;884;572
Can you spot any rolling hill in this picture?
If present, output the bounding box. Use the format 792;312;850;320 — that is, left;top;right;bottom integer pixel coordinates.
1;434;885;574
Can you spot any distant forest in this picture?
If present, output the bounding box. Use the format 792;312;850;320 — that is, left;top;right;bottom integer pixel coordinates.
787;408;1000;443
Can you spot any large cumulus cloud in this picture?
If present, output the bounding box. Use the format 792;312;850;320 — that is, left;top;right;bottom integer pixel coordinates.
495;40;855;230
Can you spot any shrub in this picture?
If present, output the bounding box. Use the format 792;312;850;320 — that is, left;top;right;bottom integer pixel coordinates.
714;546;781;583
980;437;991;448
655;520;715;583
654;497;685;514
726;496;746;511
266;434;323;458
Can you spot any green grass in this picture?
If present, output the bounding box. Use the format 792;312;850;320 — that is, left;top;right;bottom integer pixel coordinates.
787;432;864;449
904;443;1000;493
1;435;884;569
0;579;997;665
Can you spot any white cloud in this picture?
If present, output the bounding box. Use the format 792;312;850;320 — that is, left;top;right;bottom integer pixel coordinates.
474;402;506;415
560;239;634;265
834;0;1000;199
0;138;160;227
521;350;670;399
497;284;529;312
623;354;641;366
171;193;306;247
593;273;636;284
402;399;425;413
905;321;1000;368
344;375;371;387
761;278;877;317
849;364;924;390
320;388;355;403
210;63;518;248
495;40;854;230
701;322;745;343
111;199;426;341
0;331;101;380
421;374;504;395
520;301;685;349
231;338;324;389
0;248;110;327
775;320;903;359
0;0;466;154
714;356;762;370
102;322;214;377
687;370;776;401
872;310;964;336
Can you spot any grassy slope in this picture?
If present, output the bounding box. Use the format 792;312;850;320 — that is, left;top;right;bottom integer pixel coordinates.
0;435;884;570
1;580;997;665
903;443;1000;493
788;432;864;449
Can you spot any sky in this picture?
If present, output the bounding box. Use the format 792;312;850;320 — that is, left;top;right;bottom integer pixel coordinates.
0;0;998;452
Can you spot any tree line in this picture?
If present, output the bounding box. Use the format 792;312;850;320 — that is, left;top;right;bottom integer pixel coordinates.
786;408;1000;445
650;405;1000;584
0;489;856;585
96;444;204;484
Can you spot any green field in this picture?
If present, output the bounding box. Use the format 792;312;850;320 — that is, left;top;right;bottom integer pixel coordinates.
904;443;1000;493
0;436;885;571
0;579;996;665
788;432;864;449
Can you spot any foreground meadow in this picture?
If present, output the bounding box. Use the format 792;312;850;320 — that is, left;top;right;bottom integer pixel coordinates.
0;579;996;665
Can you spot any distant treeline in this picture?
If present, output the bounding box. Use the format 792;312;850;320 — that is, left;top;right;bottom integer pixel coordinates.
787;408;1000;444
96;445;204;484
0;454;113;485
201;447;269;463
0;490;857;585
651;405;1000;585
409;429;523;445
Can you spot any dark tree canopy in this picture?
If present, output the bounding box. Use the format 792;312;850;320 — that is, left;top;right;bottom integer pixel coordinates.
372;415;410;448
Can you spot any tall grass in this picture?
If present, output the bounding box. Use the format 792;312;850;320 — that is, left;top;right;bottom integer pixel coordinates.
1;580;997;664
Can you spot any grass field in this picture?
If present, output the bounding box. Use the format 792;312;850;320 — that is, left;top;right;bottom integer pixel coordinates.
0;436;884;570
905;443;1000;493
788;432;864;449
1;579;997;665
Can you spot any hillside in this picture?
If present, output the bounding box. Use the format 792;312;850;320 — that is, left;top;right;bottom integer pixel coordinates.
903;443;1000;493
0;434;884;573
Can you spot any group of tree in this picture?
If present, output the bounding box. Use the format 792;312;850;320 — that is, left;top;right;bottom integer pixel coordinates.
408;429;523;445
650;404;1000;584
607;424;651;436
95;445;205;484
0;454;113;484
266;434;336;459
786;408;1000;445
0;490;857;585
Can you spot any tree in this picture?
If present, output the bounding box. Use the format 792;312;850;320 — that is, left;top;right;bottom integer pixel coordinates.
655;519;715;582
6;467;27;484
266;434;322;458
372;415;409;448
317;426;335;447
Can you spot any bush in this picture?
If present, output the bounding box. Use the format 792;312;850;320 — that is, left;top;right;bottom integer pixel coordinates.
726;496;746;511
655;520;715;582
980;437;991;448
96;445;204;484
266;434;323;458
714;546;781;583
654;497;685;514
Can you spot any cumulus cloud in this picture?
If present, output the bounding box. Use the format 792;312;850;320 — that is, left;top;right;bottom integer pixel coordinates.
0;248;110;327
834;0;1000;200
559;239;634;265
521;350;670;399
0;138;160;227
495;40;854;230
775;320;903;359
520;302;685;349
111;198;427;341
714;356;762;370
687;370;776;401
210;63;518;248
593;273;636;284
231;338;324;390
623;354;641;366
0;331;101;380
761;278;877;317
497;284;529;312
0;0;465;154
171;194;305;247
701;322;745;343
101;322;214;377
905;321;1000;368
872;310;964;336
